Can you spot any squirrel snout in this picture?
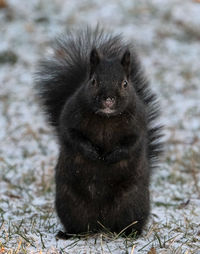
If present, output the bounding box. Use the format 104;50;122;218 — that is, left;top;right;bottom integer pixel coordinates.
103;97;115;108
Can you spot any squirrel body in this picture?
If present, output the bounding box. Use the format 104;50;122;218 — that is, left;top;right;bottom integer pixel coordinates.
35;27;162;236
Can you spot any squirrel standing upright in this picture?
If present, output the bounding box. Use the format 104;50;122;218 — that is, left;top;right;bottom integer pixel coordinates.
35;26;162;236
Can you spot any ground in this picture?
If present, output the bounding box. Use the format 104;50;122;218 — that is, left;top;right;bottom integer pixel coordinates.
0;0;200;253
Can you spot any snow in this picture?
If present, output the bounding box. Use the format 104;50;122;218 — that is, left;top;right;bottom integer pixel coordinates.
0;0;200;253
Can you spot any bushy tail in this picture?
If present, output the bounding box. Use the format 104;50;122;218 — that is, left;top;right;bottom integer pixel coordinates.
34;26;163;169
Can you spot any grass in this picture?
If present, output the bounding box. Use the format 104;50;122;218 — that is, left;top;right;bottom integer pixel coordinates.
1;159;200;253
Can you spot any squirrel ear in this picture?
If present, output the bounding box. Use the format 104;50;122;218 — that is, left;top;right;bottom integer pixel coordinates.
90;48;100;76
121;50;130;76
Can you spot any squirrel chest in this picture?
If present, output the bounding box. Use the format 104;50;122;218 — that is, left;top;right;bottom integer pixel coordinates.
80;113;132;152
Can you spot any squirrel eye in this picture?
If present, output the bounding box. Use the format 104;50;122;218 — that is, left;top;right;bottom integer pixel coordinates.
91;78;97;86
122;80;128;88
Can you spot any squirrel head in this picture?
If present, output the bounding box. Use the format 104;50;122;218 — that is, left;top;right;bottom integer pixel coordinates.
83;48;135;116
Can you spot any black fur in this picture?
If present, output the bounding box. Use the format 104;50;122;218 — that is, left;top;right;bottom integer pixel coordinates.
35;26;163;236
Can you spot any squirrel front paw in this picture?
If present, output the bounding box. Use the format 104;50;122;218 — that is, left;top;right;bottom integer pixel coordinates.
80;143;101;161
103;147;129;164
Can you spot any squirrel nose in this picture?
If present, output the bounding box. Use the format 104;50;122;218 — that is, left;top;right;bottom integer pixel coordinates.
103;97;115;108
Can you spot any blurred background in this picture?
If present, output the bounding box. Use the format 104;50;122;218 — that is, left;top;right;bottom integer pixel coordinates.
0;0;200;253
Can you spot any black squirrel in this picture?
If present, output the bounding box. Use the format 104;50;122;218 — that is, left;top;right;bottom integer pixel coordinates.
35;27;162;237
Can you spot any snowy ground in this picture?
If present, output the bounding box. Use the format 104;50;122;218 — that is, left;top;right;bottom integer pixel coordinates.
0;0;200;253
